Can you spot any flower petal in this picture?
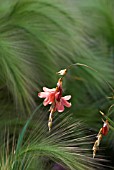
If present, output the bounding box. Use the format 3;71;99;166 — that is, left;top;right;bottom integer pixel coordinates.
49;92;55;103
38;92;49;98
43;87;56;92
61;98;71;107
56;101;64;112
43;98;50;106
62;95;71;100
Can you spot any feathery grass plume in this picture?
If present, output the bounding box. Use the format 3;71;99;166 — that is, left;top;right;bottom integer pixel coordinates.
13;111;108;169
0;0;82;117
0;108;110;170
0;0;114;118
0;0;114;168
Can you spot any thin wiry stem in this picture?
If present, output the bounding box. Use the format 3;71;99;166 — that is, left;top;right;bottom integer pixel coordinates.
67;63;97;72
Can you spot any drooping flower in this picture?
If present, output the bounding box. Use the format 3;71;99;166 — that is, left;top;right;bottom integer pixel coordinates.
38;78;71;112
38;78;71;131
38;78;63;107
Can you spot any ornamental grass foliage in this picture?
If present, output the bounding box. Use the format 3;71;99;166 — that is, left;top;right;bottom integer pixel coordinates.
1;0;114;169
1;63;113;170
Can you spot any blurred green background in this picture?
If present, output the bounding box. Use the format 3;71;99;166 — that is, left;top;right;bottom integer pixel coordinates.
0;0;114;169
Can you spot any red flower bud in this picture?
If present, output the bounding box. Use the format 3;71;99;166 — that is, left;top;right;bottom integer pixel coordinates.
102;120;109;136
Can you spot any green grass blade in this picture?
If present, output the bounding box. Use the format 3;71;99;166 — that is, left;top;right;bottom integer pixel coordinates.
16;103;42;153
